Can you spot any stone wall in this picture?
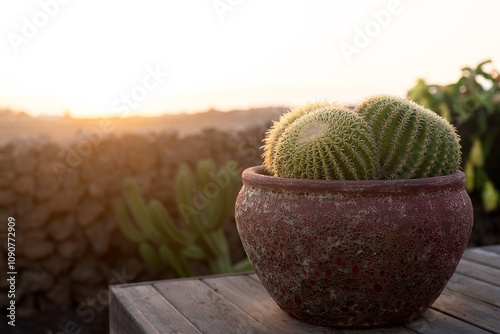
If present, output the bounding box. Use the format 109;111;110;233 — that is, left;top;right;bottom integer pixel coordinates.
0;121;271;314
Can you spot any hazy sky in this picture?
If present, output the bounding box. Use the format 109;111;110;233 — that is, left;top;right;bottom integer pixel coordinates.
1;0;499;118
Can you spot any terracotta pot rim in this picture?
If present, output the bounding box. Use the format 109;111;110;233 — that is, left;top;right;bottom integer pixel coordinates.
242;166;465;193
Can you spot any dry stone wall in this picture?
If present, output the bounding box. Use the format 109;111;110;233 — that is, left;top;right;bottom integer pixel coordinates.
0;122;270;313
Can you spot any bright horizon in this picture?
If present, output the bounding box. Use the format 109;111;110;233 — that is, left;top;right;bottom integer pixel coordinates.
1;0;499;118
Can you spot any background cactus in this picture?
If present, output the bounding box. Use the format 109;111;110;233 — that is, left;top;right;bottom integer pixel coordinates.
264;103;379;180
114;159;252;277
356;95;461;179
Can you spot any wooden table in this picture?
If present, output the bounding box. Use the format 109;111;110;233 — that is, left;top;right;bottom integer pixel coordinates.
110;246;500;333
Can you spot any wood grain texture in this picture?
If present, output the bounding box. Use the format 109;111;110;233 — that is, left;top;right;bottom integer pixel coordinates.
110;246;500;334
203;274;343;334
446;272;500;307
405;308;492;334
154;279;274;334
432;287;500;333
481;245;500;255
455;258;500;287
110;284;201;334
462;247;500;269
110;285;159;334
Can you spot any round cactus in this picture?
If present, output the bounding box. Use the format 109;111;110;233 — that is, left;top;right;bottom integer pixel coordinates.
263;103;379;180
263;100;332;175
355;94;461;179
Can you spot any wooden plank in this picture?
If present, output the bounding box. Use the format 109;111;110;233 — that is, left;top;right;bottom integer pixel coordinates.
248;273;260;282
246;265;500;333
455;258;500;287
203;274;342;334
339;327;417;334
154;279;275;334
445;272;500;308
431;286;500;333
110;285;160;334
110;284;202;334
462;247;500;269
204;274;416;334
110;246;500;334
405;308;492;334
480;245;500;255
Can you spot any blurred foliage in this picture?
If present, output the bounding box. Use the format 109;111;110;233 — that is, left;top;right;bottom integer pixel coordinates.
408;59;500;212
114;159;252;277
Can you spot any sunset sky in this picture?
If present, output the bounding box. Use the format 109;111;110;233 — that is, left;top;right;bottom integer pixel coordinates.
1;0;499;118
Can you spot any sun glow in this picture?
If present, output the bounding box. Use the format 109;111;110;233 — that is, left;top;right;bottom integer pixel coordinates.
0;0;499;118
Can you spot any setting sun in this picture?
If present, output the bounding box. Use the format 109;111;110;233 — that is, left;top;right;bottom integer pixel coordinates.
1;0;499;118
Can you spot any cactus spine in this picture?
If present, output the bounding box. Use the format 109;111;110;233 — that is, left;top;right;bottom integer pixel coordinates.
264;103;379;180
355;95;461;179
114;159;253;277
263;100;332;175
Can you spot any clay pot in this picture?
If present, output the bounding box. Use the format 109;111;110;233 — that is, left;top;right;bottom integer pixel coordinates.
235;166;473;328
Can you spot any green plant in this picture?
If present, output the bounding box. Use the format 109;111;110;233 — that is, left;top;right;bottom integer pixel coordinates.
263;97;461;181
408;59;500;211
355;94;461;180
263;100;332;174
114;159;252;277
263;102;378;180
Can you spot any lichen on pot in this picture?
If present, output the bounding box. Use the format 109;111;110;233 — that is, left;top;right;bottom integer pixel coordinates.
236;166;473;328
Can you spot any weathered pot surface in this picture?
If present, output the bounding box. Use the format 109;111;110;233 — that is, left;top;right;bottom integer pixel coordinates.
235;166;473;328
